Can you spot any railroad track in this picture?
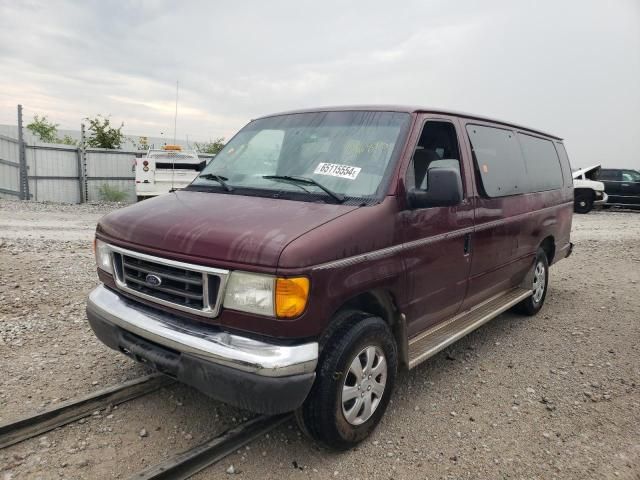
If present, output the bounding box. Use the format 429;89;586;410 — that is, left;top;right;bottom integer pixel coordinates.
131;414;290;480
0;374;290;479
0;373;173;449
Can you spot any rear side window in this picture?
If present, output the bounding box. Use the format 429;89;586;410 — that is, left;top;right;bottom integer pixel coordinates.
466;124;527;197
517;133;563;191
598;169;621;181
555;142;574;187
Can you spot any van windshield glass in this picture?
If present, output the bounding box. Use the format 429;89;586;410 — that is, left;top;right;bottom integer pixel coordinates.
191;111;410;201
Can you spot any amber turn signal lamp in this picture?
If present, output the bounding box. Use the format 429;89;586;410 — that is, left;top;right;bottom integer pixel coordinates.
275;277;310;318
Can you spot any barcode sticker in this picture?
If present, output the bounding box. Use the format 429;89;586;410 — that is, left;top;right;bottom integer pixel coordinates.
314;163;361;180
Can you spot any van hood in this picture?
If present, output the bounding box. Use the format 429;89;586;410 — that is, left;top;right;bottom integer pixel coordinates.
96;190;358;268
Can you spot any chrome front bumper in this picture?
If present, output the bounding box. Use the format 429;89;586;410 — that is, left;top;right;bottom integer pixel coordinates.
87;285;318;377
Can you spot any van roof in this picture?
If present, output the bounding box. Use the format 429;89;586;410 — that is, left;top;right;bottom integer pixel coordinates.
255;105;563;141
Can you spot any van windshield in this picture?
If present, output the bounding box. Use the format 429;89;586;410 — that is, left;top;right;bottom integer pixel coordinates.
190;111;410;203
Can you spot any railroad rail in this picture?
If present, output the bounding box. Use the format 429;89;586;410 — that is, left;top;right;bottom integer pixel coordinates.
130;414;291;480
0;373;173;449
0;373;290;479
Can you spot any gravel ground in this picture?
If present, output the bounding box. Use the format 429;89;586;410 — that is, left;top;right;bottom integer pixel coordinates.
1;199;639;480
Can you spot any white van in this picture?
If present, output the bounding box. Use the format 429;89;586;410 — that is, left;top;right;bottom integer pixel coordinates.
135;145;207;200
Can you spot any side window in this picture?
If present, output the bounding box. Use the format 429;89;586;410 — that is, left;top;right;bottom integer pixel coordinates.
517;133;563;191
555;142;574;187
623;170;640;182
466;124;526;197
407;121;461;191
598;169;621;181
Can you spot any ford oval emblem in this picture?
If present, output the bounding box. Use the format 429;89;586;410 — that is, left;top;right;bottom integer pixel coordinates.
145;274;162;287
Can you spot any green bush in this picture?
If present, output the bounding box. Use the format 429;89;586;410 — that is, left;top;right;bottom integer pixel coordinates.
98;184;127;202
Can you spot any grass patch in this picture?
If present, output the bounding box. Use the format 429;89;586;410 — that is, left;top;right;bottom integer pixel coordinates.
98;184;127;202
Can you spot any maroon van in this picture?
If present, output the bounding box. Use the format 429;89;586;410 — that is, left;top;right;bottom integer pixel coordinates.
87;106;574;449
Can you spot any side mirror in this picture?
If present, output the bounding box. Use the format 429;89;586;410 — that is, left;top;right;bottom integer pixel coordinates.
407;167;463;209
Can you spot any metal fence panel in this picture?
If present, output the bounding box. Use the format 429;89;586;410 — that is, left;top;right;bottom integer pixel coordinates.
85;149;139;202
27;145;78;177
1;141;216;204
86;149;138;178
29;178;82;203
0;135;20;199
25;144;80;203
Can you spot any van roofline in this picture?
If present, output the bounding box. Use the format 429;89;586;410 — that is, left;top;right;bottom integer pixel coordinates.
253;105;563;141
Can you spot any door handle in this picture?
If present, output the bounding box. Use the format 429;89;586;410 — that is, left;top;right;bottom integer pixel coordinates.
463;233;471;254
621;183;630;187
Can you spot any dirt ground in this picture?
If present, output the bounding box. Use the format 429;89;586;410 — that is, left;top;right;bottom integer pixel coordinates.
1;199;639;480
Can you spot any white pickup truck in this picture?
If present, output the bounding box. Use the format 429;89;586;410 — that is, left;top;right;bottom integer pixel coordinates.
135;145;208;200
572;165;608;213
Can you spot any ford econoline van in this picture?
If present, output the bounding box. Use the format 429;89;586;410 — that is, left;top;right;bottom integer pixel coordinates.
87;106;574;449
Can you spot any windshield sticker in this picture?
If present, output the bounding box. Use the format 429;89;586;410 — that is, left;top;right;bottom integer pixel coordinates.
314;163;361;180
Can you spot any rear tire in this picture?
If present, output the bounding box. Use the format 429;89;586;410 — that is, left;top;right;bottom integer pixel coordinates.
295;313;397;450
513;248;549;316
574;191;594;214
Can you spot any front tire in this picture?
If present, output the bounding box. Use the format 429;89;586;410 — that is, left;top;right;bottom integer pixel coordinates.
295;313;397;450
574;191;594;214
514;248;549;316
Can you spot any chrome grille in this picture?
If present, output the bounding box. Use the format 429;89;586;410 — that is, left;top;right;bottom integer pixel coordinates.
109;245;229;318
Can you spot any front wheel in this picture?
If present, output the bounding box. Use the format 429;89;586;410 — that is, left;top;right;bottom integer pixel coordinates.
574;192;594;214
295;313;397;450
513;248;549;316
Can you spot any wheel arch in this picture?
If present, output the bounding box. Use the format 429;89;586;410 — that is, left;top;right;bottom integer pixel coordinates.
322;289;409;368
574;187;596;199
540;235;556;264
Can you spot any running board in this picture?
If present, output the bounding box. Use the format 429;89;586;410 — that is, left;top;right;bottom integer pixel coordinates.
408;288;532;369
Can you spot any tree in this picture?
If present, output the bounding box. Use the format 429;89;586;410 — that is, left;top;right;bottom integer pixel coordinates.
85;115;125;149
59;134;77;146
194;137;225;155
26;115;78;145
26;115;59;143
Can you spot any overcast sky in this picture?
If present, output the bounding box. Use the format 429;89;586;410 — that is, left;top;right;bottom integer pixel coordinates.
0;0;638;168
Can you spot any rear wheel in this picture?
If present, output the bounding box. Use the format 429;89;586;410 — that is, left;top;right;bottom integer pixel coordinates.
513;248;549;316
295;313;397;450
574;191;594;214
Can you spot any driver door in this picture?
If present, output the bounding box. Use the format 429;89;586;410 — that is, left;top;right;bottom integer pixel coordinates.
401;116;474;337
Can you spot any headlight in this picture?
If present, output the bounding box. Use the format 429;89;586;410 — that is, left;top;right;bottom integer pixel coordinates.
223;272;275;316
94;239;113;273
223;272;309;318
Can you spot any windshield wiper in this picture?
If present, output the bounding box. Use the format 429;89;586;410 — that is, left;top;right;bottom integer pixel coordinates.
199;173;233;192
262;175;345;203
